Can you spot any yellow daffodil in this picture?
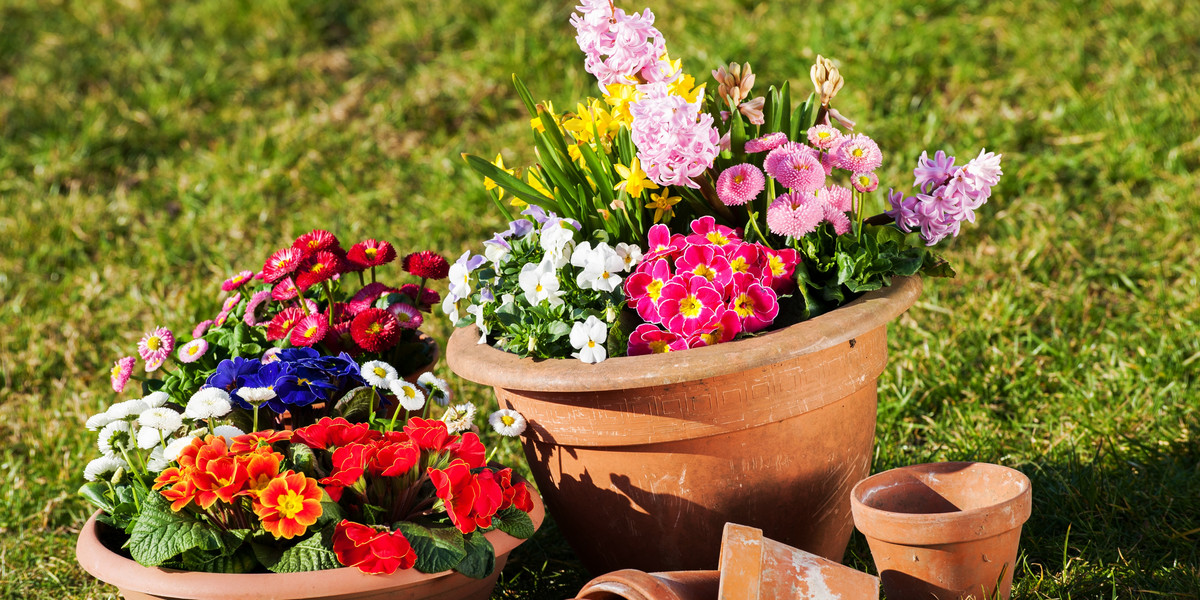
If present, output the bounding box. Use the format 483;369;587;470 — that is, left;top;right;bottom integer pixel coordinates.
604;84;642;126
530;101;557;133
483;154;514;203
614;157;658;199
526;170;552;203
670;74;705;103
645;188;680;223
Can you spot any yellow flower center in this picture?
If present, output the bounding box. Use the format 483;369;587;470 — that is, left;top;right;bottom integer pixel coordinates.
702;328;722;345
706;232;729;245
304;326;318;338
372;367;387;378
501;415;516;426
647;279;664;301
276;490;306;519
364;248;377;258
852;148;864;157
858;175;870;185
769;255;785;277
734;294;756;317
679;297;702;318
818;131;831;139
310;262;325;273
146;337;161;351
188;345;200;356
402;386;415;399
587;340;596;348
535;283;543;292
733;174;744;184
649;340;671;354
730;257;749;273
692;264;716;281
367;323;382;335
110;365;122;377
396;312;410;322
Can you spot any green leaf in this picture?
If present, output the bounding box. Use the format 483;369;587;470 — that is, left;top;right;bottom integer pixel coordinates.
78;482;113;513
289;443;317;476
262;528;341;573
511;75;538;116
778;80;792;139
454;531;496;579
490;507;536;539
127;493;224;566
464;154;555;209
545;321;571;342
333;385;377;422
395;522;468;574
920;252;957;278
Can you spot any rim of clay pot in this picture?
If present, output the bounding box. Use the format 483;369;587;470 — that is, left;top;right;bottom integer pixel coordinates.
850;461;1032;546
75;480;544;600
448;275;921;392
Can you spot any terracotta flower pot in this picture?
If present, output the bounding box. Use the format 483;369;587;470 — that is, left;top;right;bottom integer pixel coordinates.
850;461;1033;600
573;569;720;600
74;483;544;600
447;276;922;574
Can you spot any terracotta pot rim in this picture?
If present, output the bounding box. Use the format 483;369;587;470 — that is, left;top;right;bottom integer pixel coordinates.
850;461;1032;546
447;276;922;392
75;479;543;599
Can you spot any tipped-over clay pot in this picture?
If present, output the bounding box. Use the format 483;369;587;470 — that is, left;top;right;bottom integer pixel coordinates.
448;277;921;574
75;481;544;600
850;461;1032;600
573;570;720;600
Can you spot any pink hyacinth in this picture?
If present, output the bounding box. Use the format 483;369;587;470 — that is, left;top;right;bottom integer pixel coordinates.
221;270;254;292
806;125;841;150
109;356;135;393
570;0;675;92
628;323;689;356
137;327;174;366
745;132;788;154
832;134;883;173
629;83;720;189
243;291;272;327
716;164;765;206
912;150;957;192
766;192;825;238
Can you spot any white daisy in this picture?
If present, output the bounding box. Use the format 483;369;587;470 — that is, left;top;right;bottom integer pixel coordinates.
136;426;164;450
212;425;245;440
146;447;169;473
185;388;233;419
441;403;477;434
163;436;197;462
416;373;452;406
85;412;114;431
235;387;276;407
142;391;170;408
138;407;183;432
389;380;426;412
106;399;149;420
83;455;127;482
97;420;132;454
361;361;399;389
488;409;528;437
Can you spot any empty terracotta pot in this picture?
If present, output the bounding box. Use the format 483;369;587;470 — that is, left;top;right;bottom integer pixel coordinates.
74;481;544;600
850;462;1033;600
717;523;879;599
447;277;921;574
573;569;720;600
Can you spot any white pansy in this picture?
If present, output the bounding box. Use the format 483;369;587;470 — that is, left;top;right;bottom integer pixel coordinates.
540;222;576;268
84;455;127;482
488;409;527;437
185;388;233;420
138;407;183;432
106;399;149;421
97;420;132;454
142;391;170;408
361;360;399;389
442;294;461;323
136;426;164;450
518;259;563;307
146;447;169;473
569;315;608;364
390;380;427;412
85;412;114;431
163;436;197;462
466;304;489;344
441;403;477;434
577;244;625;292
235;387;276;407
212;425;245;440
447;251;476;299
483;240;510;266
614;243;644;272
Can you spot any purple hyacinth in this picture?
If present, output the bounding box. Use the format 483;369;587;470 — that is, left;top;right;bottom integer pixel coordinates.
887;149;1003;245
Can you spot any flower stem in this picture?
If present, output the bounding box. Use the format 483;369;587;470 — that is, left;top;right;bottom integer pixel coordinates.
252;406;259;433
322;281;335;327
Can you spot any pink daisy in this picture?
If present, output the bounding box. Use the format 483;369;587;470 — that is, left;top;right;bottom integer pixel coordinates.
177;339;208;363
192;320;214;339
823;203;853;235
766;192;825;238
243;291;272;326
221;294;241;314
266;307;305;341
221;270;254;292
387;302;423;330
109;356;135;393
852;171;879;193
818;185;854;213
348;239;398;271
833;134;883;173
137;327;174;365
262;247;303;283
744;132;788;154
806;125;841;150
715;164;766;206
271;277;300;301
295;250;343;291
768;151;825;193
290;314;329;347
293;229;341;258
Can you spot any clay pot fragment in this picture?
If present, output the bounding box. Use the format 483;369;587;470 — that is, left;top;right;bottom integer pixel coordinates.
850;462;1032;600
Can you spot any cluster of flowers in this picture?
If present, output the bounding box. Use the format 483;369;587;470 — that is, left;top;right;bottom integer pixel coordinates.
446;206;642;363
569;0;672;91
886;149;1003;245
624;217;799;354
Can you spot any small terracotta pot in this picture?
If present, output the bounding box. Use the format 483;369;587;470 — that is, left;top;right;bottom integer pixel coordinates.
850;462;1032;600
75;481;544;600
718;523;879;599
448;277;921;574
573;569;720;600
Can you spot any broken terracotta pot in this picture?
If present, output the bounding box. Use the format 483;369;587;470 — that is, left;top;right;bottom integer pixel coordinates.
570;522;878;600
448;277;922;574
850;461;1033;600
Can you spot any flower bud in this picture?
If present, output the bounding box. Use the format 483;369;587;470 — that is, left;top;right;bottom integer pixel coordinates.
810;55;845;106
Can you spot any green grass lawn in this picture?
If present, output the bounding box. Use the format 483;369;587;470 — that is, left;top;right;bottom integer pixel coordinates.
1;0;1197;597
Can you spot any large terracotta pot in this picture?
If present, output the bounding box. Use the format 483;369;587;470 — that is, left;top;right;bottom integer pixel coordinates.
74;484;545;600
850;462;1032;600
447;276;922;574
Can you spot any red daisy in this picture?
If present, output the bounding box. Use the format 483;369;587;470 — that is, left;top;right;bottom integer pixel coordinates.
266;307;305;341
399;284;440;311
290;314;329;347
263;247;303;283
221;270;254;292
346;240;397;270
271;277;300;301
401;251;450;280
350;308;400;353
292;229;341;258
295;251;343;291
